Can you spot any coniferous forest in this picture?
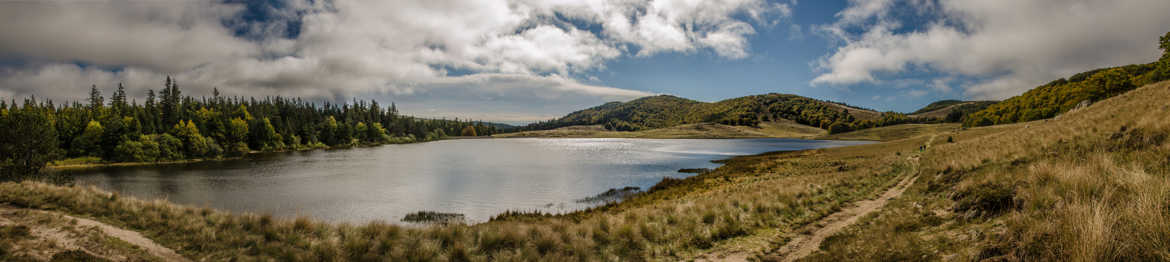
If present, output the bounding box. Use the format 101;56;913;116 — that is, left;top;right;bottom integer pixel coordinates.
0;77;500;178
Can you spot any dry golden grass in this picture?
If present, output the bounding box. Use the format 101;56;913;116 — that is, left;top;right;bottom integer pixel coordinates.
803;81;1170;261
818;123;960;142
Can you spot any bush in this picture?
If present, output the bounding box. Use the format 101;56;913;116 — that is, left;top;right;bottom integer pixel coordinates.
828;121;852;134
953;182;1016;217
156;134;184;160
114;140;151;162
228;142;250;157
70;120;104;157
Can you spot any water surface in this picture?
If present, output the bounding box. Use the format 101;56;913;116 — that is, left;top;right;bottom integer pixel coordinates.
69;138;870;223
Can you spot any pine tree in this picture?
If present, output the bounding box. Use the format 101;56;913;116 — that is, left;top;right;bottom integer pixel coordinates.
88;85;104;113
110;83;128;114
1161;31;1170;61
160;76;183;127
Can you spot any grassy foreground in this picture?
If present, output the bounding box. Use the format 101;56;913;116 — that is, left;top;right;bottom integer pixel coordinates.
800;81;1170;261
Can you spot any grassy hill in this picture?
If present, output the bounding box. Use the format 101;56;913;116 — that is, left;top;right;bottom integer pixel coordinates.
910;100;998;122
804;80;1170;261
911;100;966;114
523;93;919;135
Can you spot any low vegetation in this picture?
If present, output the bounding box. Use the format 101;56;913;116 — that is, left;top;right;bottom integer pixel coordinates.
401;212;466;225
818;123;960;142
802;81;1170;261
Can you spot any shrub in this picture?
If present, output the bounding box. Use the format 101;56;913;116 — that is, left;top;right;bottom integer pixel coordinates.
953;182;1017;218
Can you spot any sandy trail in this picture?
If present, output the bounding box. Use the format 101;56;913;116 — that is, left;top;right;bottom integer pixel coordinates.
0;206;191;262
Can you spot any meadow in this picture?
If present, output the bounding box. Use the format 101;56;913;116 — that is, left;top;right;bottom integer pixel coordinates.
802;81;1170;261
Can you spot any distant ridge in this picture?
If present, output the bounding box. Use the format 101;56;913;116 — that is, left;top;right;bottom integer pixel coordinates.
522;93;930;134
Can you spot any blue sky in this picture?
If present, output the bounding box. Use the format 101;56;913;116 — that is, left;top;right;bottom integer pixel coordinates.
1;0;1168;123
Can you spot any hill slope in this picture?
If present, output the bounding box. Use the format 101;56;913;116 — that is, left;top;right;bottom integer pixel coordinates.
910;100;998;121
524;93;914;134
804;80;1170;261
910;100;966;114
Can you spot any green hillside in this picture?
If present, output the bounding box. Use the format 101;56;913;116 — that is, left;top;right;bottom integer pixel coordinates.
911;100;966;114
910;100;998;122
523;93;923;134
965;32;1170;127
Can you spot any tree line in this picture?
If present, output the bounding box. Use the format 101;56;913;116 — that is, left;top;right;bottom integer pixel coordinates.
0;77;500;178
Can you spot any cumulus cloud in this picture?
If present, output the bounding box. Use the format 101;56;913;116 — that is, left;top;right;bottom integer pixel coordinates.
813;0;1170;99
0;0;790;122
0;1;255;72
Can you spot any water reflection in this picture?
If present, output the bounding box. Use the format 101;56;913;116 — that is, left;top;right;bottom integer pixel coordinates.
68;138;870;223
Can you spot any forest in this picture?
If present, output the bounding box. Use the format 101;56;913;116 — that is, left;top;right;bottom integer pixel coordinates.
964;32;1170;127
0;77;498;178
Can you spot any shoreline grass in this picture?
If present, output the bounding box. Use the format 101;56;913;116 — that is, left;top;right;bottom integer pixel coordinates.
2;127;921;260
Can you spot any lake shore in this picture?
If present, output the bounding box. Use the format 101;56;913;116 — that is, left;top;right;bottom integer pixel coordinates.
45;122;844;172
44;137;461;171
1;126;917;260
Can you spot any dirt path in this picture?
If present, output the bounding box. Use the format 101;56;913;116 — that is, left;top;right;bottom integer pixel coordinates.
0;206;191;262
760;134;935;262
59;212;191;262
699;135;935;262
760;174;918;262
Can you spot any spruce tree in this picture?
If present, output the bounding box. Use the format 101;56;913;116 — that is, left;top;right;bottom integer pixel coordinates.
110;83;128;114
88;84;104;113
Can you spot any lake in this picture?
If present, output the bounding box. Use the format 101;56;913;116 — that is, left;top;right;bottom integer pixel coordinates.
67;138;871;224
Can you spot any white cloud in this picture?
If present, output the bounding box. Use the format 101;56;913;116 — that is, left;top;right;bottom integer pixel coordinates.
813;0;1170;99
0;1;256;72
0;0;789;122
929;77;953;93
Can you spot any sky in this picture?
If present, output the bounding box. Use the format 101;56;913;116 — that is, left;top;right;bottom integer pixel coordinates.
2;0;1169;124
